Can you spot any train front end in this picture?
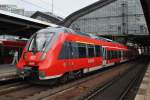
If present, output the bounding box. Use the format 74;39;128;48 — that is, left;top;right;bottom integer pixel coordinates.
17;28;59;81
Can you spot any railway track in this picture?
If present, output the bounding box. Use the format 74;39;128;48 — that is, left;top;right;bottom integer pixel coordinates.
0;82;31;96
0;59;146;100
30;61;136;100
81;58;149;100
42;60;139;100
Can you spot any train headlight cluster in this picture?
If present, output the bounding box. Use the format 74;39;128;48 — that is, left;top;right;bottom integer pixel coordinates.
23;53;27;60
40;52;46;61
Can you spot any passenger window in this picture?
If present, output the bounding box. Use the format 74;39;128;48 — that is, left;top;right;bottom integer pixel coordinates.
59;41;73;59
95;45;101;57
71;42;79;58
115;51;117;58
107;50;109;59
78;43;87;58
112;51;115;59
59;41;68;59
88;44;95;58
110;51;112;59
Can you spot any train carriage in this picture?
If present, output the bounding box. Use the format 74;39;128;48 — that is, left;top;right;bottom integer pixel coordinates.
17;27;138;82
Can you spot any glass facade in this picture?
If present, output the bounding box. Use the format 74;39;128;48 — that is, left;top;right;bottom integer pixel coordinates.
69;0;149;35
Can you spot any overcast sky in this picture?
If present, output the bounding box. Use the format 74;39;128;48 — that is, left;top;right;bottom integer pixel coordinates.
0;0;99;18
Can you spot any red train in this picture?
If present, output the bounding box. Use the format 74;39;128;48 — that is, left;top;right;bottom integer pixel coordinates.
17;27;138;82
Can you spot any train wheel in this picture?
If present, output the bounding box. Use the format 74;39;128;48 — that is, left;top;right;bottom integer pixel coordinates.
68;72;75;80
59;73;69;84
75;70;83;79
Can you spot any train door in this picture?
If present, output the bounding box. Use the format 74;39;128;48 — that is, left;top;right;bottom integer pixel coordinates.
102;47;107;65
59;41;74;71
67;42;75;71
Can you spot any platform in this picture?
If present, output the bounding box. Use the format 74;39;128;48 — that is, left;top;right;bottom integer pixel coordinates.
135;62;150;100
0;64;18;81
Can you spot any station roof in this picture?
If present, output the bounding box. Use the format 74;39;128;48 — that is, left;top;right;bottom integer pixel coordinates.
31;11;63;24
59;0;150;46
128;35;150;46
60;0;117;27
0;10;57;38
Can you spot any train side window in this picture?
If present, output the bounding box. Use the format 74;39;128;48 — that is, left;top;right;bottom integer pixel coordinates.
88;44;95;58
78;43;87;58
115;51;117;58
119;51;121;58
112;50;115;59
59;41;73;59
118;51;121;58
109;50;111;59
107;50;110;60
95;45;101;57
117;51;119;58
109;51;111;60
110;51;113;59
123;51;125;57
109;51;111;59
111;51;113;59
113;51;115;58
59;41;68;59
116;51;118;58
72;42;79;58
117;51;120;58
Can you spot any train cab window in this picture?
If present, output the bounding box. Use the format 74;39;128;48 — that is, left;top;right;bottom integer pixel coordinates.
78;43;87;58
95;45;101;57
88;44;95;58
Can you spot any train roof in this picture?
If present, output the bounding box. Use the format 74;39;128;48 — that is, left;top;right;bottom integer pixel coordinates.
37;27;123;46
37;26;75;34
75;31;114;42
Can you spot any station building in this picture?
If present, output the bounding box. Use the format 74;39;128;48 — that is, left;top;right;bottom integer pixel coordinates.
68;0;149;35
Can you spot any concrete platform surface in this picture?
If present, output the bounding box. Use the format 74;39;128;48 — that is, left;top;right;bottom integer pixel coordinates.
135;62;150;100
0;64;18;81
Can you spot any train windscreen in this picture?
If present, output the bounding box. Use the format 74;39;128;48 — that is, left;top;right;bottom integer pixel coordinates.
28;31;54;52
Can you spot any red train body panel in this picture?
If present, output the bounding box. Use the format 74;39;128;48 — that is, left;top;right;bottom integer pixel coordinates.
17;27;138;81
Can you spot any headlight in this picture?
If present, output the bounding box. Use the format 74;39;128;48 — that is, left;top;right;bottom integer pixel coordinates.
39;52;46;61
23;53;27;60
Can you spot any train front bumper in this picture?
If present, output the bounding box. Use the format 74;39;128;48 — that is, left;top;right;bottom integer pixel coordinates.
17;67;39;80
